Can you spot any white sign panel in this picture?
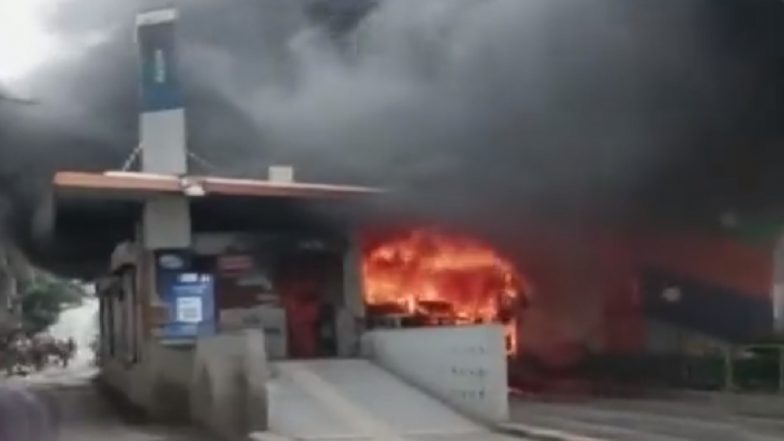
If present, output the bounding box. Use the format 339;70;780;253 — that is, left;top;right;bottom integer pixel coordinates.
177;296;203;323
362;325;509;423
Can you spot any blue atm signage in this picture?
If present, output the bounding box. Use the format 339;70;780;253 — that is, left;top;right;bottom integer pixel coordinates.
137;9;183;112
156;251;215;344
159;272;216;342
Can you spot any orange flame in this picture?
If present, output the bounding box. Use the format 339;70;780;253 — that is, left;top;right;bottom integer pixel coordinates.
362;228;526;354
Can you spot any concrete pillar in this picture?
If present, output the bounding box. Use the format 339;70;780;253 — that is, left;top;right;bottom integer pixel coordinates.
342;233;365;319
142;197;191;249
336;233;365;357
136;8;191;250
772;236;784;333
136;7;187;175
133;9;194;424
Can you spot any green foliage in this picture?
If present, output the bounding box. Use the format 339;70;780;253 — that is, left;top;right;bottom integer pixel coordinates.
20;274;84;334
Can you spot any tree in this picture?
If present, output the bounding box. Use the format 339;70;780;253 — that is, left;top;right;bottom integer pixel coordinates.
19;273;84;334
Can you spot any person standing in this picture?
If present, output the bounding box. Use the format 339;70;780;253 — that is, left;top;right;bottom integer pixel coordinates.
283;283;320;358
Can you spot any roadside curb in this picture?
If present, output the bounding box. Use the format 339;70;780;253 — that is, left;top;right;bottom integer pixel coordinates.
497;423;606;441
248;431;296;441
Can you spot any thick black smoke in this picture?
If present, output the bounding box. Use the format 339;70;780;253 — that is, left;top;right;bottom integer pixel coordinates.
243;0;784;226
1;0;783;265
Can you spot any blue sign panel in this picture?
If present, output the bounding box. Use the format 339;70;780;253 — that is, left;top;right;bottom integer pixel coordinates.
158;271;216;342
137;15;183;111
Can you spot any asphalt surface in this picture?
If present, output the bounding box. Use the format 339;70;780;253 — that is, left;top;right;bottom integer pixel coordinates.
2;367;216;441
16;363;784;441
5;365;525;441
510;396;784;441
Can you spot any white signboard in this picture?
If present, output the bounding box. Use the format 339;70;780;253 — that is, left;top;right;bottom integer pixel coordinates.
177;296;203;323
268;165;294;182
362;325;509;423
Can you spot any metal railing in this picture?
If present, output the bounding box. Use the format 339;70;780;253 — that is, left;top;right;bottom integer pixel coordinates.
722;344;784;393
509;346;784;396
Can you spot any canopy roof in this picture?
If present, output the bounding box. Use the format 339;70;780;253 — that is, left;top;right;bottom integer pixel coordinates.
53;171;382;200
41;170;383;277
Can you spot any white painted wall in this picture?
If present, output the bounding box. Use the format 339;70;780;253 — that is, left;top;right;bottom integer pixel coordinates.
142;196;191;249
140;109;187;175
362;325;509;423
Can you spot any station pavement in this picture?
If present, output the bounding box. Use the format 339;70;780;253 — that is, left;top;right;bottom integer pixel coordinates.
6;365;530;441
28;369;784;441
18;365;784;441
507;395;784;441
3;367;215;441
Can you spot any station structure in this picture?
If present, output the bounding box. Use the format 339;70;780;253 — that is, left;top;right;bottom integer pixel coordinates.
47;8;513;441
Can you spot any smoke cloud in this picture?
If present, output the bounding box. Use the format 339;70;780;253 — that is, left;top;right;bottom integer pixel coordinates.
223;0;695;219
1;0;783;254
189;0;784;227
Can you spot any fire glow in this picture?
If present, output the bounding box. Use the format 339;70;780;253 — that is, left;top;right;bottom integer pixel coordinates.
362;228;526;354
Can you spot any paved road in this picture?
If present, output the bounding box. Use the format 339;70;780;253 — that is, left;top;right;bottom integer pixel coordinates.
510;396;784;441
2;368;216;441
5;366;523;441
53;384;214;441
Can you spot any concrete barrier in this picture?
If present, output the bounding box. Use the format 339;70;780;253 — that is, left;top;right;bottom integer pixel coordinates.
191;330;269;441
146;343;194;421
362;325;509;423
100;341;193;421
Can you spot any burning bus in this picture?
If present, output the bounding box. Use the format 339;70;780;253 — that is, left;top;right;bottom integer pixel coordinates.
362;228;530;354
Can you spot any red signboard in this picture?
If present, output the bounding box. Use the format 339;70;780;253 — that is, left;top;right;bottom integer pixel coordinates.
217;254;254;275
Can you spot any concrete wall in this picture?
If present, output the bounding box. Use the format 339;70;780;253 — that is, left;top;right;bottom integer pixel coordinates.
101;340;194;422
102;330;270;441
362;325;509;423
191;330;269;441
